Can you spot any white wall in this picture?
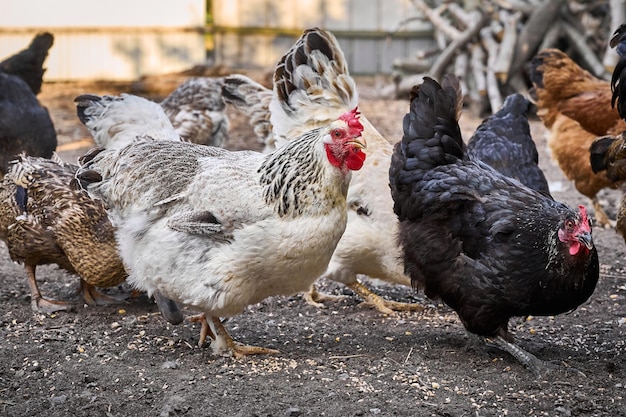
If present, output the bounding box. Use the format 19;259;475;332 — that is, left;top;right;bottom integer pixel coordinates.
0;0;206;81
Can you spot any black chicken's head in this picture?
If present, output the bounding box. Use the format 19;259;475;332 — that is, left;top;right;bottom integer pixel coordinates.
557;205;594;256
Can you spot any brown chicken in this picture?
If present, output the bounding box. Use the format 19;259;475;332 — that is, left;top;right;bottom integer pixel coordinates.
529;48;625;227
590;23;626;242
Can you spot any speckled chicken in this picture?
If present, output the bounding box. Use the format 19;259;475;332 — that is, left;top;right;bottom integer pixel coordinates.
222;74;274;151
389;75;599;375
160;77;229;147
75;108;366;357
0;33;56;177
0;154;126;313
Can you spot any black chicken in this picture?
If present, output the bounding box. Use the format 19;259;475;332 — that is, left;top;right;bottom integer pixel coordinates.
467;93;551;196
389;75;599;375
0;32;57;176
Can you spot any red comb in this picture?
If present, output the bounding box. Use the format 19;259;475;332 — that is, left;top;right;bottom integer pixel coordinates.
578;205;591;230
339;107;364;135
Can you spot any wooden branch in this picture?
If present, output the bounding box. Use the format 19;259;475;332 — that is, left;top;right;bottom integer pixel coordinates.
411;0;461;39
510;0;566;78
494;11;520;83
492;0;535;14
603;0;626;71
480;26;503;112
454;51;470;99
429;10;489;82
561;19;608;78
470;42;487;97
447;3;473;28
538;23;562;51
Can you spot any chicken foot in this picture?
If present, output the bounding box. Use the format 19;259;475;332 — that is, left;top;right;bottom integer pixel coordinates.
591;197;615;229
488;336;584;377
153;291;184;324
191;313;280;358
79;280;126;306
305;281;423;315
25;264;73;313
303;285;348;308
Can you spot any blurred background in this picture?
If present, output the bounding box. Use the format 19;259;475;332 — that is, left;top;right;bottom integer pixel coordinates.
1;0;625;112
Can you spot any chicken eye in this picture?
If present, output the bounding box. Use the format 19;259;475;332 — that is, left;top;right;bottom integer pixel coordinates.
565;220;574;230
332;129;343;138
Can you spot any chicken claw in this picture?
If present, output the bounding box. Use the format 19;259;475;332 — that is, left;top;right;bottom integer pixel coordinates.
303;285;348;308
305;281;423;315
25;264;73;313
488;336;585;378
348;281;424;314
191;314;279;357
79;280;126;306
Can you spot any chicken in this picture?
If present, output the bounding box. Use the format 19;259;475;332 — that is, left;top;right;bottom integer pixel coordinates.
75;109;366;356
0;33;57;177
74;93;181;149
0;154;126;313
528;48;625;227
0;89;187;321
388;75;599;375
589;23;626;243
236;27;418;314
467;93;551;196
222;74;274;151
75;77;228;150
0;32;54;96
160;77;229;147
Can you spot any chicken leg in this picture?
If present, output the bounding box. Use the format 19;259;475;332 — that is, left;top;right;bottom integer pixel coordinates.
25;264;73;313
488;336;584;377
305;281;423;315
191;313;280;357
591;197;615;229
79;280;126;306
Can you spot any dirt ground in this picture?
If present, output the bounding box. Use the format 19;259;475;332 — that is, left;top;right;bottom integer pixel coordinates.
1;74;626;417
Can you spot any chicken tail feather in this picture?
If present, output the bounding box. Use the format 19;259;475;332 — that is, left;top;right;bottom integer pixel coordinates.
389;75;463;220
611;23;626;120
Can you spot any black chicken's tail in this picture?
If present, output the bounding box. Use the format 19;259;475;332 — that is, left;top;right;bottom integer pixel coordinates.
0;32;54;95
389;75;463;219
611;23;626;120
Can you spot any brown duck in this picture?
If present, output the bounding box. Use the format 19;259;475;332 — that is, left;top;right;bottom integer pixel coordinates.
0;154;126;313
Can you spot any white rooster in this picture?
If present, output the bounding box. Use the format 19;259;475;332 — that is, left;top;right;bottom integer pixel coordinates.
223;28;419;315
75;108;366;357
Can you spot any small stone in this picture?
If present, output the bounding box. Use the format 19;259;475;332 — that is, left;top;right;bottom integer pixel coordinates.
50;395;67;406
286;407;301;416
161;360;179;370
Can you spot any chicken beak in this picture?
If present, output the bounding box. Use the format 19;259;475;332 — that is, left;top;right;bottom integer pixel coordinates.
347;138;367;150
577;231;594;250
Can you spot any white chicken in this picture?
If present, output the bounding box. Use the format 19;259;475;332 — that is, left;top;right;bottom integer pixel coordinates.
75;76;228;149
223;28;419;314
75;93;181;149
75;108;366;357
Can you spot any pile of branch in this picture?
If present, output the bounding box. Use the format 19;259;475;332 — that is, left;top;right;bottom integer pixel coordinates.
389;0;623;117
